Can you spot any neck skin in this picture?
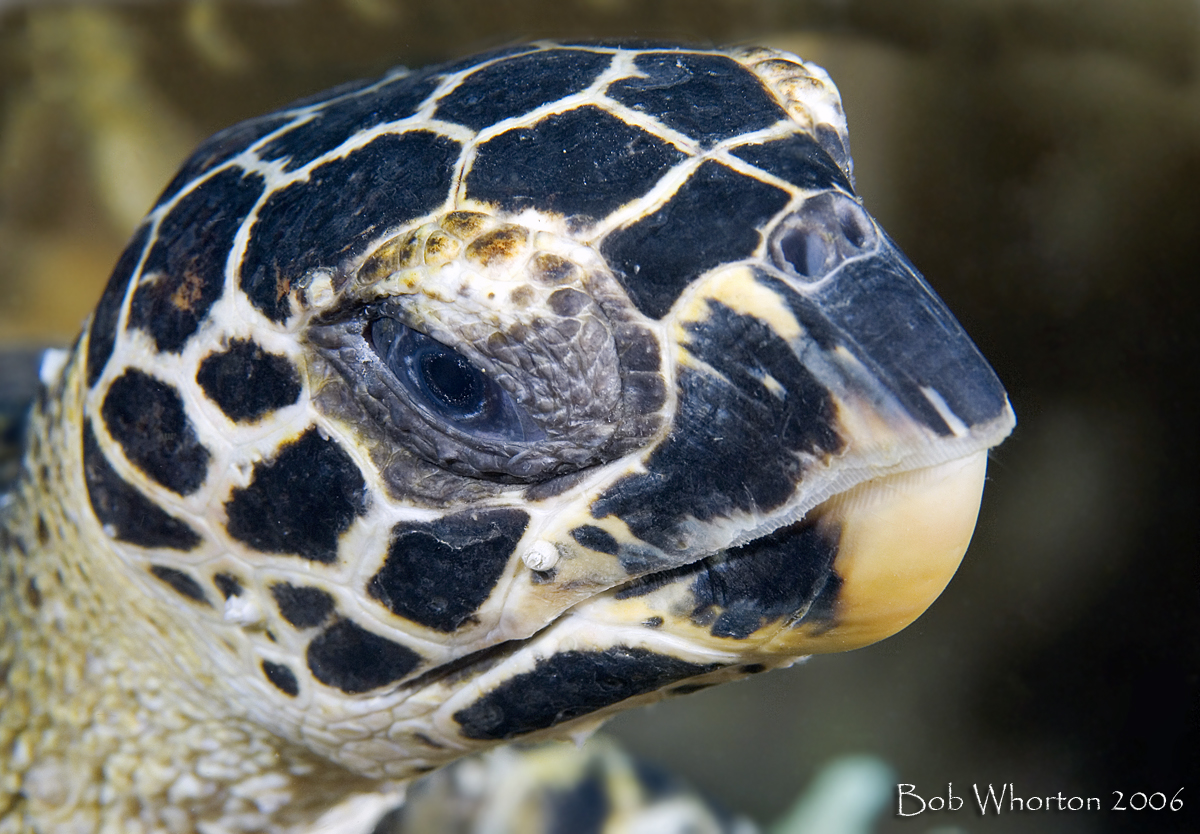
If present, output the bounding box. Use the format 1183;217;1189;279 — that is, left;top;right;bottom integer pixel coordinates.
0;354;394;834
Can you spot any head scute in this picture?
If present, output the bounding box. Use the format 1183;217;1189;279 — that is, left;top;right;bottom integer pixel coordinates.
731;46;854;182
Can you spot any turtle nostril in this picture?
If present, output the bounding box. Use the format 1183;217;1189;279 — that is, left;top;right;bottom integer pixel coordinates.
778;229;830;279
836;200;874;250
770;192;877;282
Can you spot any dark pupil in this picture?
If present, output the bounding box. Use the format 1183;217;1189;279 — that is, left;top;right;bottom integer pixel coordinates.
421;350;481;410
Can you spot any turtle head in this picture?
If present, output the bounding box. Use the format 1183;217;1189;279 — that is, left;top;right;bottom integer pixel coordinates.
73;42;1013;780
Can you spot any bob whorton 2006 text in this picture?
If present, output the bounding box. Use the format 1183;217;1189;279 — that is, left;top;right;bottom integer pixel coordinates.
896;784;1185;816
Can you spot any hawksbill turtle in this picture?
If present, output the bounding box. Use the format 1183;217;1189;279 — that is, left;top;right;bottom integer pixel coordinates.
0;41;1014;833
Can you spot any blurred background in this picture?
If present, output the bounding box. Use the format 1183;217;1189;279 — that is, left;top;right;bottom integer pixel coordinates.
1;1;1196;832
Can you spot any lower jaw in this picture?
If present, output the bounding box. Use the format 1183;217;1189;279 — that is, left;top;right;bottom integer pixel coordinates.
767;448;990;655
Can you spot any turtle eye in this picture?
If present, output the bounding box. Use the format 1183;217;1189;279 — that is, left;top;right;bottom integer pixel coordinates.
414;341;487;416
369;317;541;441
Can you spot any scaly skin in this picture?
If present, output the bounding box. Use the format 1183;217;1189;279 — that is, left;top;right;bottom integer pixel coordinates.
0;344;388;834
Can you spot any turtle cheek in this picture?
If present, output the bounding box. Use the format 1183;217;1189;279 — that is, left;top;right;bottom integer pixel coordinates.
584;266;849;566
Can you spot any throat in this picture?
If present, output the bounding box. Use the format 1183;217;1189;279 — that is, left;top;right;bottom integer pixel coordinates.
0;373;392;834
0;627;388;833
